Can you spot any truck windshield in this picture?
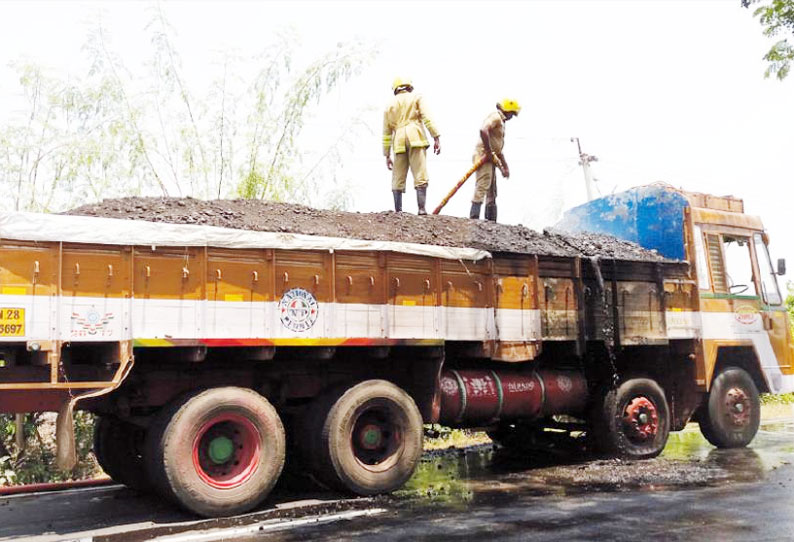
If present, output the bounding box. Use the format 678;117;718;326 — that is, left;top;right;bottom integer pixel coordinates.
722;235;758;297
753;233;783;305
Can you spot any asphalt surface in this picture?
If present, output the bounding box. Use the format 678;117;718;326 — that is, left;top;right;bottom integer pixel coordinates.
3;418;793;542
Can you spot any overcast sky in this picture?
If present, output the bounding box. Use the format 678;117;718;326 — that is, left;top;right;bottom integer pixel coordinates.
1;0;793;276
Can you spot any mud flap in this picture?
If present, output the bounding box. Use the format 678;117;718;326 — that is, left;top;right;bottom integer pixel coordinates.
56;400;77;471
54;352;136;471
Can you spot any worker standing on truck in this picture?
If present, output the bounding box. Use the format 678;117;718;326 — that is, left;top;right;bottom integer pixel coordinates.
383;77;441;215
470;99;520;221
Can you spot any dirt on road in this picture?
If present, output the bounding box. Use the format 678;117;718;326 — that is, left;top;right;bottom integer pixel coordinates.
66;198;669;262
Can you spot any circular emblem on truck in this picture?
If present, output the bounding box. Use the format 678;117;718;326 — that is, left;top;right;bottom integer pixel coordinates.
279;288;318;332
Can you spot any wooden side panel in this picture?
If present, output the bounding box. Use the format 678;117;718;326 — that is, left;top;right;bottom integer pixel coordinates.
440;259;490;308
62;245;131;298
387;253;438;338
132;247;204;338
388;254;437;307
274;250;331;302
440;258;491;342
133;247;204;300
335;252;383;305
207;249;270;303
62;245;131;342
494;257;535;310
541;277;577;340
584;279;668;345
0;240;59;344
616;281;666;344
664;280;698;312
206;249;271;338
334;252;384;338
0;240;58;297
493;255;539;361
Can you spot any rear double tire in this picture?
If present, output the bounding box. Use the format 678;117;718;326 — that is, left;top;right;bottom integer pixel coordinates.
93;416;148;491
145;387;285;517
699;367;760;448
299;380;424;495
592;378;670;459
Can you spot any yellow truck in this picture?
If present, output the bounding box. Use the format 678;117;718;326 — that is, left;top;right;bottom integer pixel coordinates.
0;184;788;517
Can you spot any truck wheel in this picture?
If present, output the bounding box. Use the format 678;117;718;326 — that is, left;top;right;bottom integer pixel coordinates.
304;380;423;495
145;387;285;517
699;367;760;448
93;416;148;491
593;378;670;459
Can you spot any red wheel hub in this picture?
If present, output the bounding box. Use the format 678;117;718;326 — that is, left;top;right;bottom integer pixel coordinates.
622;396;659;442
192;413;261;489
724;387;751;427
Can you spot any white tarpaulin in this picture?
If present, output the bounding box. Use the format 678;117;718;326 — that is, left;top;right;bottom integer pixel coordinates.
0;212;491;262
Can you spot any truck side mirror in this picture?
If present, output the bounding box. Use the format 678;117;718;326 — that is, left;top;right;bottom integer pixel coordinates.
777;258;786;276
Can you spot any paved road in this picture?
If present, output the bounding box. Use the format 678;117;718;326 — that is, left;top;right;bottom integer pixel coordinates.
3;419;793;542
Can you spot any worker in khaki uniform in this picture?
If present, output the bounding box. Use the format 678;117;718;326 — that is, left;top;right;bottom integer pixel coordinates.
470;99;521;221
383;77;441;215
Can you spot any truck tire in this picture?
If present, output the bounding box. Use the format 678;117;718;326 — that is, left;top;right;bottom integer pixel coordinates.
593;378;670;459
93;416;149;491
144;387;285;517
699;367;760;448
302;380;423;495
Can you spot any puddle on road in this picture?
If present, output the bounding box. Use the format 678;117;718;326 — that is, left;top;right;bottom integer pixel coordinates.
396;422;794;508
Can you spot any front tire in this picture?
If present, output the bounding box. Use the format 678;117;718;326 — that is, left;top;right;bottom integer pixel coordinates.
301;380;424;495
699;367;760;448
593;378;670;459
145;387;285;517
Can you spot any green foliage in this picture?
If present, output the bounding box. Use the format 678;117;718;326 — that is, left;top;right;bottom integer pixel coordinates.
743;0;794;79
0;412;99;485
760;392;794;404
785;281;794;323
0;4;375;210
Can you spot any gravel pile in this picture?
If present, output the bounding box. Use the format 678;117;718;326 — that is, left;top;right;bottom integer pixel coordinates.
66;197;670;262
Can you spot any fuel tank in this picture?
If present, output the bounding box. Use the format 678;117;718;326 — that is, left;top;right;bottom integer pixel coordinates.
438;369;588;426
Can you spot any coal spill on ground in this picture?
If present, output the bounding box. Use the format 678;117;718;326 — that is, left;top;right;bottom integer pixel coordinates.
66;197;669;262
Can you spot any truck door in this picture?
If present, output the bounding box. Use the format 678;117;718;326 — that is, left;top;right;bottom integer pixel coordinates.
753;233;794;384
702;231;765;382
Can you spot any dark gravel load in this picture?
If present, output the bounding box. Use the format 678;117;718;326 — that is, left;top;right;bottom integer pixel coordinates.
65;197;670;262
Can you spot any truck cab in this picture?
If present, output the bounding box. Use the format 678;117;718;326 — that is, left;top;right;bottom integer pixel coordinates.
558;184;793;446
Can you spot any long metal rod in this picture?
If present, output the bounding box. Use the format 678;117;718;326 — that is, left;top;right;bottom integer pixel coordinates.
432;155;489;215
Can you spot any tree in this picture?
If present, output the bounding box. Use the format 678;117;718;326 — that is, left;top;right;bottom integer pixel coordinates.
0;5;375;212
743;0;794;79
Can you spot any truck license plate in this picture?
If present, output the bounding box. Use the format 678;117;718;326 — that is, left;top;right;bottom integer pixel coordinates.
0;308;25;336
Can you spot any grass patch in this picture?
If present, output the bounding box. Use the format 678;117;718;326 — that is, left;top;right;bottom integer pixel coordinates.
761;393;794;405
423;425;491;451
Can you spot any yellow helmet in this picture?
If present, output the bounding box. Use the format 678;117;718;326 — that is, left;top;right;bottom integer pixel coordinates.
392;77;413;91
499;99;521;115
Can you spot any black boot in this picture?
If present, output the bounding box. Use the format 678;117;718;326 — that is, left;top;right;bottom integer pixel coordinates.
469;202;482;219
417;187;427;215
393;191;402;212
484;203;497;222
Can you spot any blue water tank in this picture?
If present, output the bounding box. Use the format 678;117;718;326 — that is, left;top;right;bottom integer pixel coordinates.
556;185;689;260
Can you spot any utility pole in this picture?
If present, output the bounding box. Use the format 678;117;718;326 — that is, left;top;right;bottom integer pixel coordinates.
571;137;598;202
